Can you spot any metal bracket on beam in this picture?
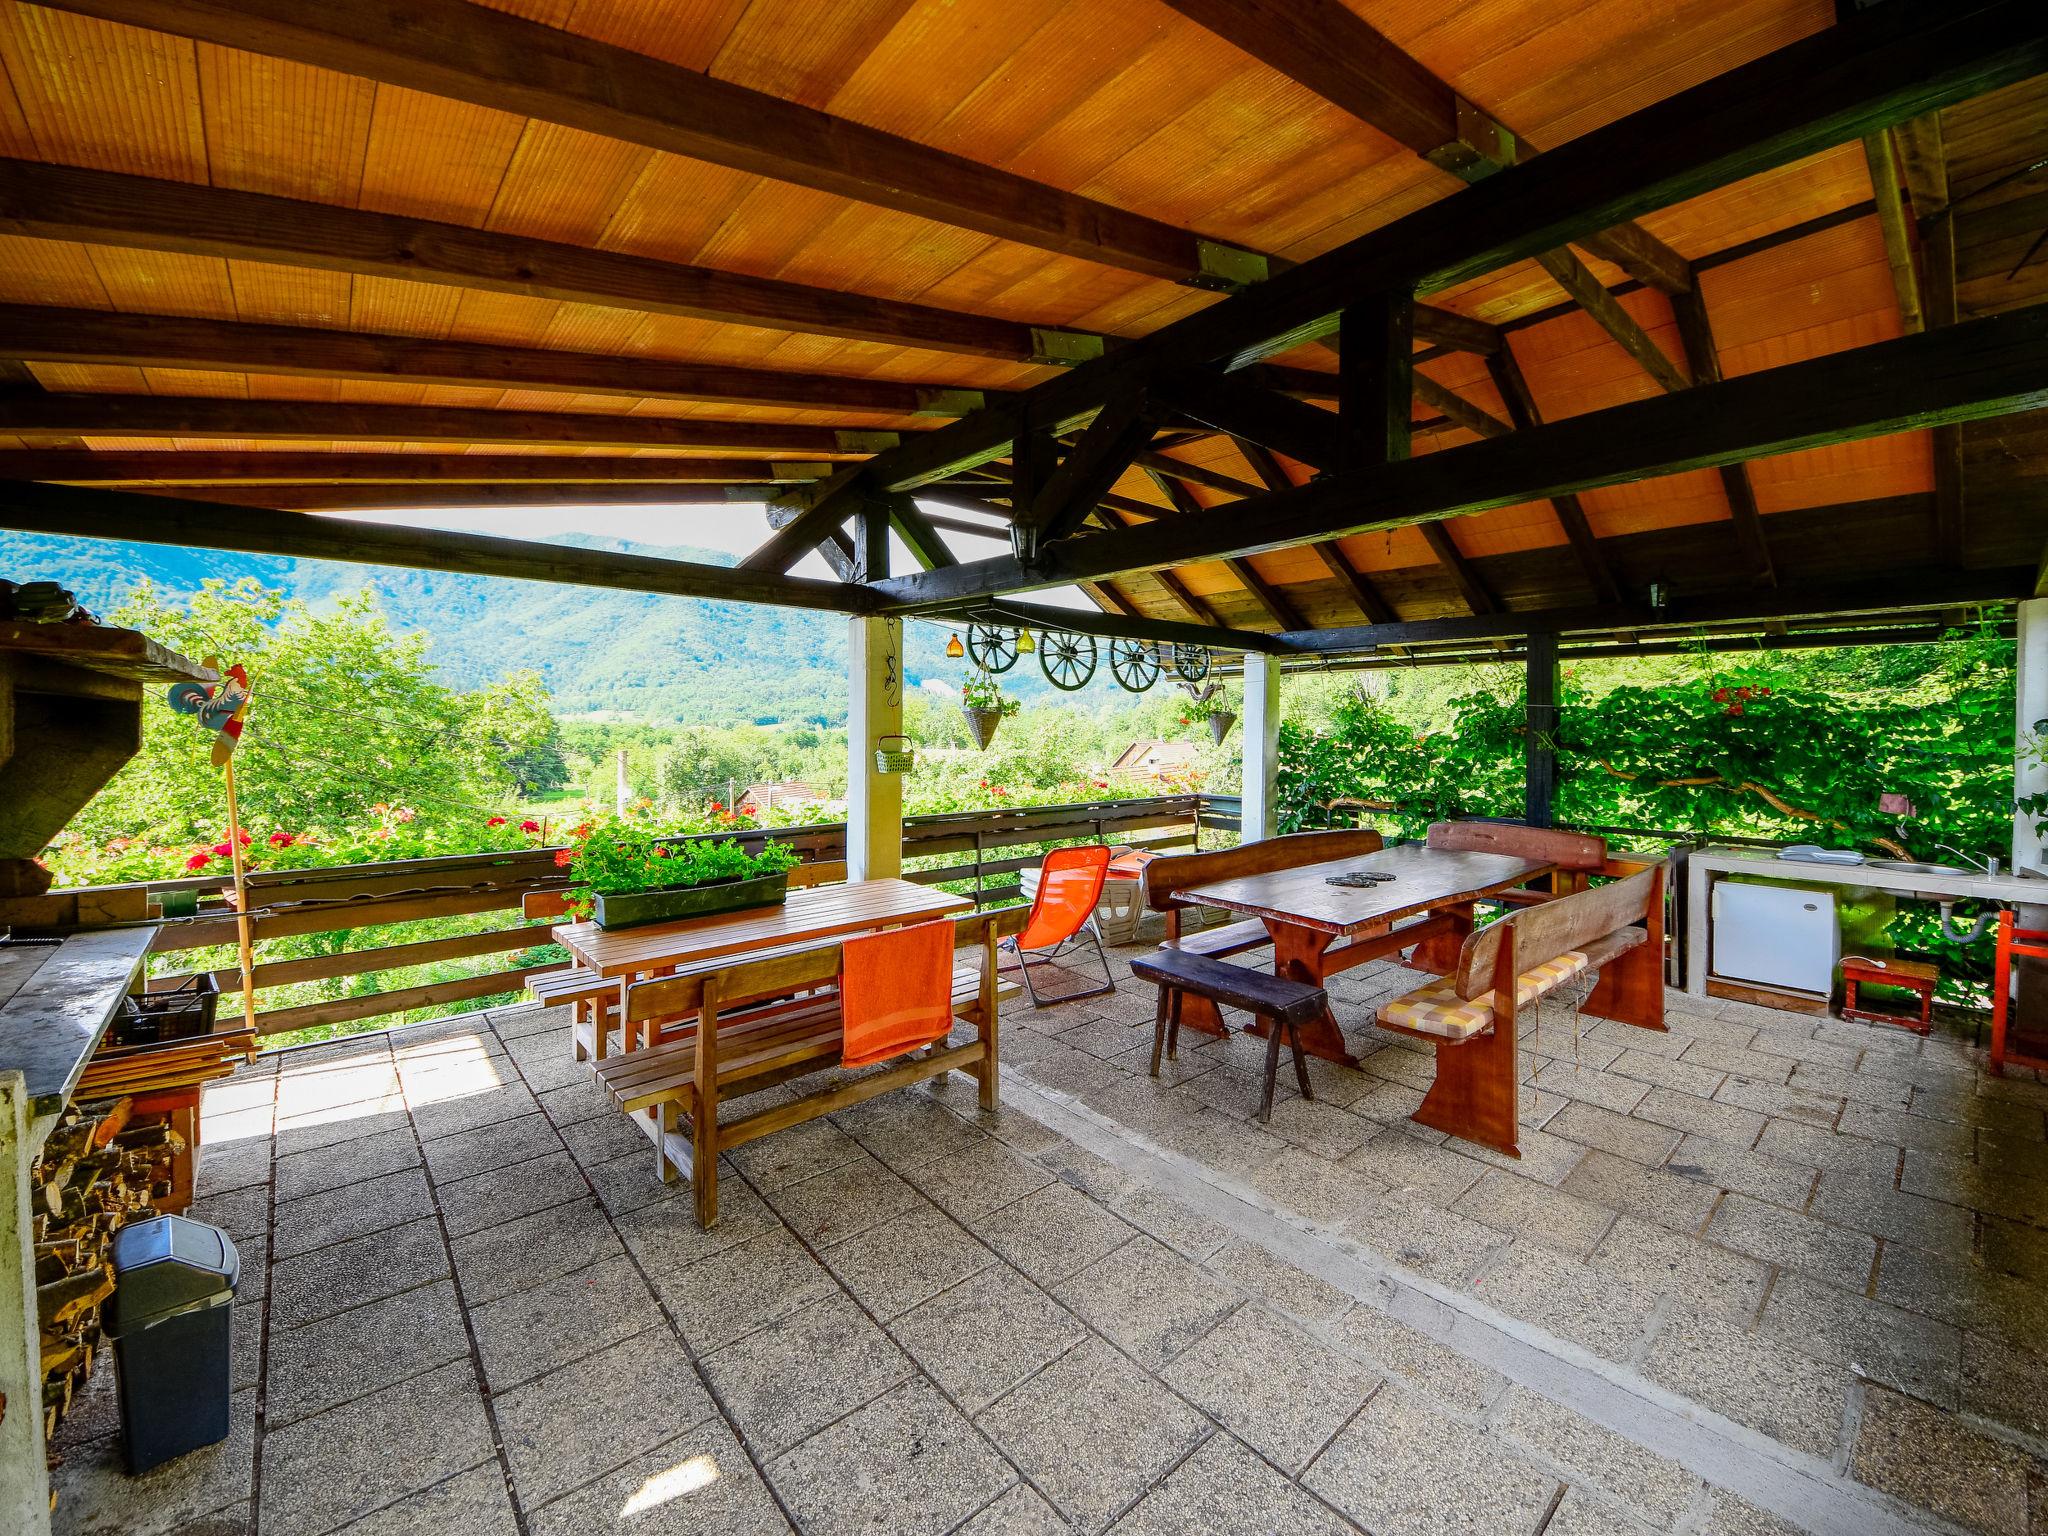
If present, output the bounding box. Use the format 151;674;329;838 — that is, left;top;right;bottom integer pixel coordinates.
913;388;988;416
1184;240;1270;293
1424;98;1518;183
769;461;833;482
1028;327;1108;367
833;429;902;453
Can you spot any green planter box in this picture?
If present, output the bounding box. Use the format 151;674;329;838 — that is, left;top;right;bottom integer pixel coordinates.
591;870;789;930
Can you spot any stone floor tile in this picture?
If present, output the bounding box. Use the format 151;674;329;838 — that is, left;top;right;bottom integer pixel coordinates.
1642;1307;1851;1457
1562;1149;1721;1234
1693;1489;1804;1534
979;1335;1206;1531
1904;1147;2048;1226
1547;1101;1683;1166
762;1150;921;1246
533;1074;613;1130
274;1062;401;1119
51;1388;255;1536
555;1107;656;1168
1054;1233;1243;1367
1840;1099;1977;1154
899;1135;1055;1221
1909;1085;2047;1139
1875;1244;2048;1348
1530;1060;1650;1115
613;1178;776;1278
1705;1192;1878;1289
528;1416;791;1536
269;1215;449;1329
970;1178;1137;1286
270;1099;412;1159
273;1124;420;1203
1851;1386;2038;1534
420;1111;564;1184
582;1146;692;1219
1753;1118;1899;1180
437;1148;591;1238
1716;1079;1843;1130
487;1002;568;1041
1663;1134;1817;1208
1459;1123;1588;1187
958;1484;1070;1536
408;1080;540;1144
1756;1271;1961;1405
823;1201;995;1320
1607;1047;1726;1098
1206;1237;1356;1323
702;1290;914;1459
1961;1333;2048;1440
468;1252;666;1393
344;1462;517;1536
1542;1487;1659;1535
1589;1215;1768;1322
892;1261;1086;1412
1345;1188;1507;1287
1244;1145;1382;1229
1470;1241;1659;1362
1111;1430;1354;1536
193;1131;275;1200
1305;1386;1557;1536
1331;1300;1506;1413
1261;1094;1373;1161
495;1328;712;1507
1681;1039;1801;1085
1344;1128;1490;1205
265;1278;470;1427
1494;1384;1699;1527
1016;1042;1126;1099
449;1195;623;1307
503;1028;594;1094
1110;1182;1237;1262
660;1225;839;1354
272;1164;434;1260
1453;1170;1617;1256
1630;1086;1767;1146
772;1377;1011;1536
1808;1168;1972;1254
187;1180;269;1242
259;1362;492;1536
1163;1303;1378;1474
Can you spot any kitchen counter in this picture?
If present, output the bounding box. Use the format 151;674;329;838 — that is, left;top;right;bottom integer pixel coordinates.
1683;846;2041;999
0;926;157;1145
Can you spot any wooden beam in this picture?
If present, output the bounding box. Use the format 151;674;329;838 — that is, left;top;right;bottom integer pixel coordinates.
1417;521;1496;615
38;0;1264;288
1143;467;1300;629
1535;248;1691;393
1134;450;1265;501
0;158;1091;366
1892;112;1951;215
1410;306;1504;357
1486;346;1622;605
132;482;768;510
0;305;985;417
1669;289;1777;586
1092;502;1226;627
1153;372;1342;469
1233;437;1398;624
0;392;876;456
1031;392;1156;544
743;465;870;574
867;300;2048;609
1156;0;1691;294
1922;197;1966;563
1862;131;1926;332
984;597;1279;655
0;450;813;485
1338;296;1415;472
0;481;866;611
887;499;958;573
1411;373;1511;439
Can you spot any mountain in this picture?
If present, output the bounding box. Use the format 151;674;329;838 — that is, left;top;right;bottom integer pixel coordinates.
0;529;1069;724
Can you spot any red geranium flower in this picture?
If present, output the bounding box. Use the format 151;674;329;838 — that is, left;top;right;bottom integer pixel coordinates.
211;841;233;857
486;816;507;828
519;819;541;834
268;831;294;847
571;822;592;839
553;849;574;868
185;852;211;871
237;829;253;846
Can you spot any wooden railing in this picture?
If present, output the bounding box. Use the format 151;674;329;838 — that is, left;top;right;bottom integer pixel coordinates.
70;793;1238;1043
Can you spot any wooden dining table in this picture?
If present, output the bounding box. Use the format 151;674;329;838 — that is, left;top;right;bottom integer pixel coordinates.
1180;844;1555;1066
553;877;971;983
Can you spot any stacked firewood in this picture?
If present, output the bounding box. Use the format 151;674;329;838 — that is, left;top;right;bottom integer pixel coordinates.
30;1097;178;1441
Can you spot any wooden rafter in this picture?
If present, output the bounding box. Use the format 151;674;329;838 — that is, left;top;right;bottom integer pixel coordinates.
1029;393;1156;545
1485;346;1622;605
1091;503;1226;628
1862;131;1927;332
1535;248;1691;393
1143;467;1301;629
1234;437;1398;625
1416;521;1497;615
1669;290;1777;586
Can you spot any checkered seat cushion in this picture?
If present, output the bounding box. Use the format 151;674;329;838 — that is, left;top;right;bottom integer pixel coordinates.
1377;951;1591;1041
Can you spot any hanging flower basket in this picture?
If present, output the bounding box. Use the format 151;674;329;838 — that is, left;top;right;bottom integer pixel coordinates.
874;734;915;774
1208;709;1237;745
962;706;1004;750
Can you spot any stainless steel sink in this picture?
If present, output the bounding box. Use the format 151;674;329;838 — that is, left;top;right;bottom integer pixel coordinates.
1865;860;1970;877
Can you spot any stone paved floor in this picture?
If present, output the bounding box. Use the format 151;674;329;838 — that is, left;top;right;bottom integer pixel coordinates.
47;925;2048;1536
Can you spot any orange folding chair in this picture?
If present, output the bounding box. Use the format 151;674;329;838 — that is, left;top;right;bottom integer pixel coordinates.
1004;844;1116;1005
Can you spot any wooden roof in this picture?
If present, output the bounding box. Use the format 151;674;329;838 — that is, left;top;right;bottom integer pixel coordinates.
0;0;2045;657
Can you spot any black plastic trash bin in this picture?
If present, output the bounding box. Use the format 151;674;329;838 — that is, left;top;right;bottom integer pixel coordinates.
104;1214;240;1474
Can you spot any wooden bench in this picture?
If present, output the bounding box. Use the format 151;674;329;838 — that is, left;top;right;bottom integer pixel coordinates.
1130;949;1324;1122
1374;864;1665;1157
1415;822;1608;970
591;906;1024;1225
1144;830;1385;1036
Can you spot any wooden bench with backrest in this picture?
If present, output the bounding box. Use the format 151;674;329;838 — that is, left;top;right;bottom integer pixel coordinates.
591;905;1024;1225
1374;864;1665;1157
1130;948;1323;1122
1143;829;1385;1034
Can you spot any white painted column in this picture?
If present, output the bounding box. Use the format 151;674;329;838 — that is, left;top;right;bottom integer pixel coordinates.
1241;652;1282;842
0;1076;51;1536
846;615;904;881
2015;598;2048;874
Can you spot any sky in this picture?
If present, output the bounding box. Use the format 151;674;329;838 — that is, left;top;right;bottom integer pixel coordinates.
322;499;1094;610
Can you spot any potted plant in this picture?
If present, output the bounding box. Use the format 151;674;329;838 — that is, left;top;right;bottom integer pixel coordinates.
563;822;801;929
960;670;1019;750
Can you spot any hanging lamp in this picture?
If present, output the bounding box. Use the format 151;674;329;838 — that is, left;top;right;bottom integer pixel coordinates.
945;632;965;659
1016;628;1036;654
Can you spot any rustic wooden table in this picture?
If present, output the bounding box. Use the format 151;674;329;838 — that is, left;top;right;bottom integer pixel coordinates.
1182;845;1555;1065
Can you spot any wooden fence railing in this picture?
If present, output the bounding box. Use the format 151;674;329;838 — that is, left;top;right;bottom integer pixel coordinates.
76;793;1238;1043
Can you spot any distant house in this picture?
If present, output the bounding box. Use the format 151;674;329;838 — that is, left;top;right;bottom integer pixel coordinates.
737;781;828;818
1105;740;1201;787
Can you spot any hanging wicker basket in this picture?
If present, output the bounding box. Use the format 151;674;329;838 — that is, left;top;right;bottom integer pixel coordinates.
874;734;915;774
962;706;1003;750
1208;709;1237;745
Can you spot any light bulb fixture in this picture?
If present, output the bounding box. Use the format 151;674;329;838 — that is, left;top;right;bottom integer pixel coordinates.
1016;628;1036;654
945;632;965;659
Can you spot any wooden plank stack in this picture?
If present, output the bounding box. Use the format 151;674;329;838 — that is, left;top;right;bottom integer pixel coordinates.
30;1096;180;1443
76;1022;253;1099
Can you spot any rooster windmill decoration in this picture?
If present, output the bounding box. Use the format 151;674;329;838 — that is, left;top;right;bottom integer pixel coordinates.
167;659;259;1032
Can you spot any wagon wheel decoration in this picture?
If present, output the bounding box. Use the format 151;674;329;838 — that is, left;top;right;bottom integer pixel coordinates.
1039;630;1097;690
1170;643;1211;685
1110;638;1162;693
965;622;1019;674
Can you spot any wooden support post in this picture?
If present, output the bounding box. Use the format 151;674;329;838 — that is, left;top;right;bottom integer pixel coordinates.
220;754;257;1032
1338;294;1414;472
847;615;904;881
1525;629;1559;828
1242;651;1282;841
0;1075;50;1536
2014;599;2048;873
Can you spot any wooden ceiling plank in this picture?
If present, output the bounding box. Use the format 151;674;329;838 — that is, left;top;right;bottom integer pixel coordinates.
1142;464;1298;629
1670;288;1777;586
1485;344;1622;606
1416;519;1496;616
1411;373;1511;440
1090;502;1224;627
1861;131;1927;331
1234;435;1398;626
1534;247;1691;393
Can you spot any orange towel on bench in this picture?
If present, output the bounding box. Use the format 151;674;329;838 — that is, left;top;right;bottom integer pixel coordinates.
840;920;957;1069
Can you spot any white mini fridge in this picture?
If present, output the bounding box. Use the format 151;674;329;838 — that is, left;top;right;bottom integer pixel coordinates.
1711;880;1838;996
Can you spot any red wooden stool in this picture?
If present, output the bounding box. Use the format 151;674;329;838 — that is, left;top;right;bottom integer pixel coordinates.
1840;954;1937;1035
